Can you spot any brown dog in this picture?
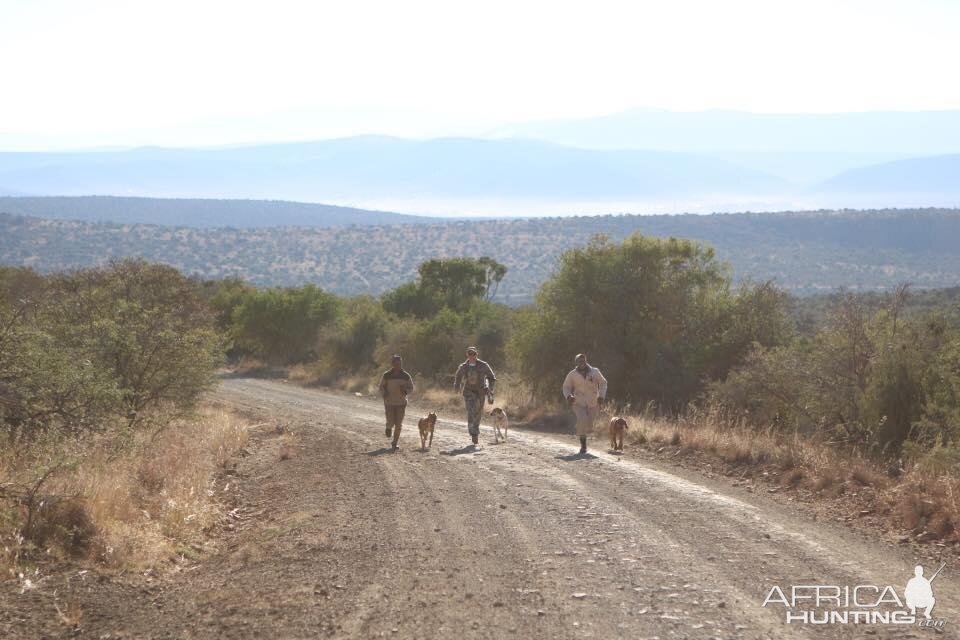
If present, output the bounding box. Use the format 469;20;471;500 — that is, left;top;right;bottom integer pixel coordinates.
609;416;628;452
418;412;437;450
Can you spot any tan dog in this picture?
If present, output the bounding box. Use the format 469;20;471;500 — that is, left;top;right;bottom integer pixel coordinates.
418;412;437;450
488;407;509;443
609;416;628;452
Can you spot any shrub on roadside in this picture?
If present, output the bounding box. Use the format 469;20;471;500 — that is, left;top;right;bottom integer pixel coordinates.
229;284;340;364
0;260;229;568
710;287;960;457
510;234;790;408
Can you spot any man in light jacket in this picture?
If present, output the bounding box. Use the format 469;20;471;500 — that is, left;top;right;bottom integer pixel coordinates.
562;353;608;455
379;354;414;450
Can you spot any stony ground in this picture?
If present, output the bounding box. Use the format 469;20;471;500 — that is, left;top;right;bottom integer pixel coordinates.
3;377;956;639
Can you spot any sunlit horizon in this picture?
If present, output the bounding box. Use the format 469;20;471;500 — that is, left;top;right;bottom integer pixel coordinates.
3;0;959;151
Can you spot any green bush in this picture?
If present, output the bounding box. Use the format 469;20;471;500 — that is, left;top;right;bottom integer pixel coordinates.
52;260;224;414
375;301;512;383
510;234;789;408
711;287;960;457
230;284;340;364
1;260;223;442
324;297;388;374
381;281;441;319
0;296;123;442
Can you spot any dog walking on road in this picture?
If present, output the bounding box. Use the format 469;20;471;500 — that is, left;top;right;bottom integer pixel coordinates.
489;406;509;443
418;412;437;450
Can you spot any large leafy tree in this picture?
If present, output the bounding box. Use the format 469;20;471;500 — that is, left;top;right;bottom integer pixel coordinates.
383;257;507;318
1;260;224;442
230;284;340;363
511;234;789;408
50;259;224;414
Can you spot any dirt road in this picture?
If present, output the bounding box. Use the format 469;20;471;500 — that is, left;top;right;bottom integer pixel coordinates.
7;377;957;638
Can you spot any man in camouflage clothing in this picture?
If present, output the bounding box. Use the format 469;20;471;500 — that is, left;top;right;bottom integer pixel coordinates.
454;346;496;446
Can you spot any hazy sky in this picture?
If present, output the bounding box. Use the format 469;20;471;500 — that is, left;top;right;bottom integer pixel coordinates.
2;0;958;149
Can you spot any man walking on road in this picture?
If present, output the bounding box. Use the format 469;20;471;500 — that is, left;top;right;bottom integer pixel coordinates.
454;346;496;446
379;354;414;450
562;353;608;455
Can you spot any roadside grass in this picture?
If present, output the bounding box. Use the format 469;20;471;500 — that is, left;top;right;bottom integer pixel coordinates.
619;406;960;545
413;373;544;420
288;362;376;395
1;407;250;577
418;386;462;414
492;374;542;419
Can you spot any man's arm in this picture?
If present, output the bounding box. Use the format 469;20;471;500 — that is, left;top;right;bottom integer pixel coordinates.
562;370;574;401
595;368;608;402
453;364;464;392
404;372;414;396
484;362;497;393
378;372;388;397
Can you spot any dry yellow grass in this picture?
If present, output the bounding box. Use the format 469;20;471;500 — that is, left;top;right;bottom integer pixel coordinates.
415;375;538;418
418;386;462;413
617;405;960;543
288;363;376;395
1;407;250;574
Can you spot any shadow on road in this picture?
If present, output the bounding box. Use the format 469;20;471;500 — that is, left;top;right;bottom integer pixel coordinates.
555;452;598;461
366;447;396;457
509;412;576;436
440;445;480;457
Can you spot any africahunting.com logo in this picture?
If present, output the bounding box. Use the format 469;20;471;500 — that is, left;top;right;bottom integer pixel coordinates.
763;564;945;629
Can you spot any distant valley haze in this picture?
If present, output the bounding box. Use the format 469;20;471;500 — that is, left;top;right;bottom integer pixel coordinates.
1;108;958;218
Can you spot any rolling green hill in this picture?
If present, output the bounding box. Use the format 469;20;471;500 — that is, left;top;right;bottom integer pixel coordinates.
2;208;959;302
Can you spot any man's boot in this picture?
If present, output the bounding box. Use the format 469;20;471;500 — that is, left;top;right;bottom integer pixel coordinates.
471;433;479;445
579;436;587;455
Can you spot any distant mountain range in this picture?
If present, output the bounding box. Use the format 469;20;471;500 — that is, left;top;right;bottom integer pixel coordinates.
0;109;957;216
0;137;786;207
0;196;439;228
3;208;959;301
818;154;960;196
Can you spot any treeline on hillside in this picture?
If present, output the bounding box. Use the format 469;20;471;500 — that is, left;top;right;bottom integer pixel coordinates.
4;208;960;301
791;286;960;333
